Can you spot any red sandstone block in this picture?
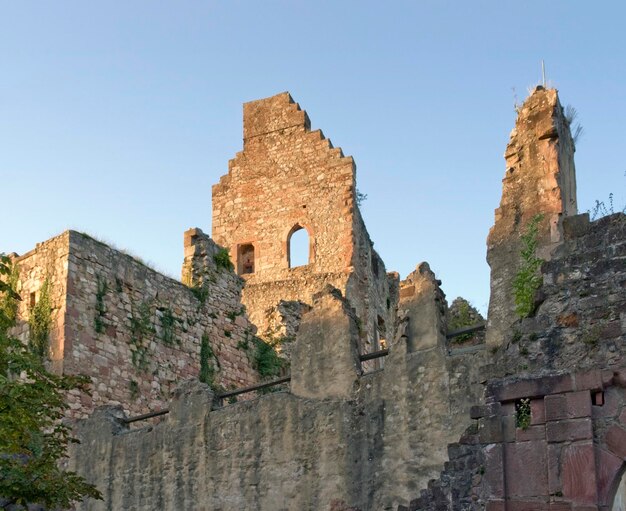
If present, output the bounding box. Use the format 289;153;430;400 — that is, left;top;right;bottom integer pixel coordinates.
504;441;548;497
562;443;598;505
545;394;568;422
548;503;572;510
496;376;574;402
531;398;546;425
595;448;623;506
574;370;603;392
485;444;505;498
545;391;591;421
486;501;505;511
548;444;562;495
506;500;547;511
516;425;546;442
605;425;626;459
566;391;592;419
546;419;592;443
571;507;598;511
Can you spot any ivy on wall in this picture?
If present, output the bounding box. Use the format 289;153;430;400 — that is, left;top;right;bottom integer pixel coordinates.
513;214;544;318
0;256;19;333
129;301;153;372
29;277;52;359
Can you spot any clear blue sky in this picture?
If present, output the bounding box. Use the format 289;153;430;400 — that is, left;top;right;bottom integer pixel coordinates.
2;2;625;314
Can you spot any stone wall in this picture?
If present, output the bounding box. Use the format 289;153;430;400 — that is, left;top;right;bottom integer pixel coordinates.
401;367;626;510
10;230;258;419
69;286;489;510
488;212;626;379
486;86;578;346
210;92;396;356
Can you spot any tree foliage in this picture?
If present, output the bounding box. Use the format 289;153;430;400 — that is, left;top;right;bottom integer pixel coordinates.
0;254;102;509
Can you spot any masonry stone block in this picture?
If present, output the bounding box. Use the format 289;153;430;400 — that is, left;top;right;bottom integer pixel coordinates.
504;441;549;497
546;418;593;443
562;442;598;505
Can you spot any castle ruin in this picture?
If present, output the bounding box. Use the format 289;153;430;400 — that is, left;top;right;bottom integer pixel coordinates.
3;86;626;510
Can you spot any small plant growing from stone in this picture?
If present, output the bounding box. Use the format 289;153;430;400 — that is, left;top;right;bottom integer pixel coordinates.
515;398;531;430
213;248;234;271
513;214;544;318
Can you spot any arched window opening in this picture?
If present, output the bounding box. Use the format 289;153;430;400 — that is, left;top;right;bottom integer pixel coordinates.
237;244;255;275
288;226;310;268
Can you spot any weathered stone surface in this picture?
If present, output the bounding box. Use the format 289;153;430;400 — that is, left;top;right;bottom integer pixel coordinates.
290;286;361;399
10;229;258;419
211;92;396;359
486;87;577;346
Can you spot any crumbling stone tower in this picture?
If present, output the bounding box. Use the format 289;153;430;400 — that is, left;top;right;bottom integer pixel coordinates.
212;92;397;353
486;86;578;345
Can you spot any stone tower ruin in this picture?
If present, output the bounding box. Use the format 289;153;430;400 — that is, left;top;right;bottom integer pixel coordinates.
486;86;578;346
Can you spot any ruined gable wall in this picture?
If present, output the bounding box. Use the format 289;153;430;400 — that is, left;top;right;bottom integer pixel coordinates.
486;87;578;346
211;92;394;352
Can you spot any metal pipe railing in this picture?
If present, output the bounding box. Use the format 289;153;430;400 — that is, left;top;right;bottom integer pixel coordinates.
446;323;486;339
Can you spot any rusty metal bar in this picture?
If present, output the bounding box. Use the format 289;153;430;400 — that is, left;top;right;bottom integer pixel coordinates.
124;408;170;424
216;375;292;399
359;348;389;362
446;323;486;339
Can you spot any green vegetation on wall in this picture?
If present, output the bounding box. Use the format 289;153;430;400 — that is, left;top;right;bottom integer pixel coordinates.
129;301;153;372
29;277;52;360
513;214;544;318
213;248;234;271
0;255;19;333
159;307;178;346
